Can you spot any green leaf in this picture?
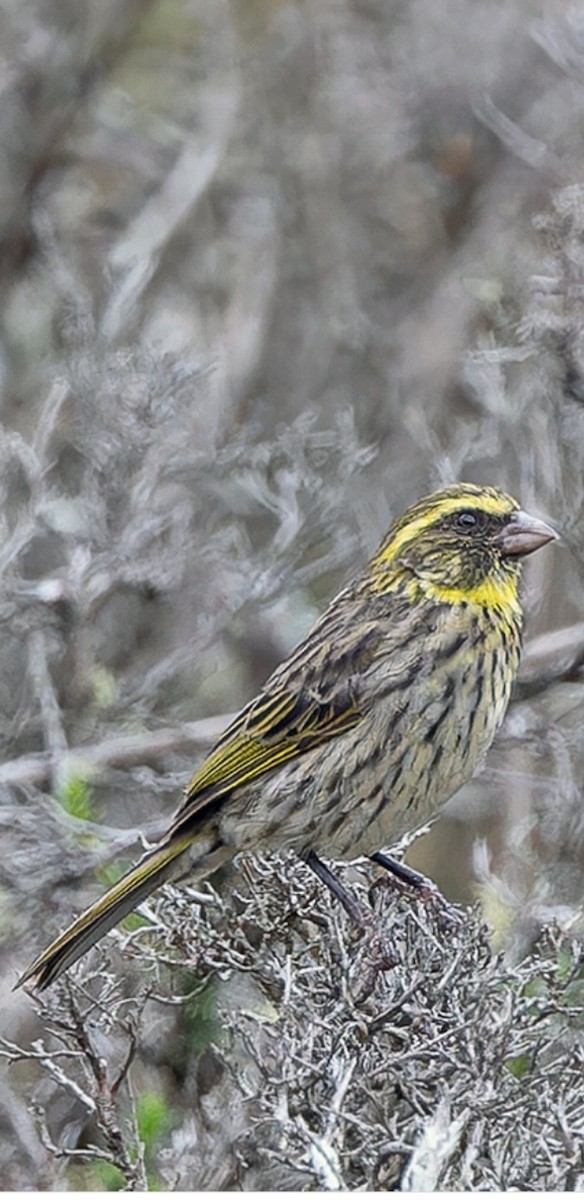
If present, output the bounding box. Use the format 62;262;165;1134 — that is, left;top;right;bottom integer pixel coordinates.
89;1161;124;1191
56;776;95;822
523;976;548;1000
505;1053;532;1079
136;1092;172;1151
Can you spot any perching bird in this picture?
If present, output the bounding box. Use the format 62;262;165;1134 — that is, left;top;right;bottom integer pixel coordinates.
18;482;557;990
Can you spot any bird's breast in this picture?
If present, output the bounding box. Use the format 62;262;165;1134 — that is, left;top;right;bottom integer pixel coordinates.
217;601;522;864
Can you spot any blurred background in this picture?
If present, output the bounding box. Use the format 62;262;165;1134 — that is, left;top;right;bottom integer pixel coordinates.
2;0;584;1188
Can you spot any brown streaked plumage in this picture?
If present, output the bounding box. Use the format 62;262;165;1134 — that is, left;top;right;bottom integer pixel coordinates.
17;483;557;990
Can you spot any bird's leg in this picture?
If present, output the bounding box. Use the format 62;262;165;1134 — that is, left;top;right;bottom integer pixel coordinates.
304;850;371;927
370;850;432;891
369;850;462;925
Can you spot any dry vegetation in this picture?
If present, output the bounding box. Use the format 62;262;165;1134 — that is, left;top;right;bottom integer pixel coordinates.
5;866;584;1191
1;0;584;1190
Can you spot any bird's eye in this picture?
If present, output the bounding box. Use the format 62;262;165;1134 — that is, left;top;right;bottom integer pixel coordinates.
455;510;479;531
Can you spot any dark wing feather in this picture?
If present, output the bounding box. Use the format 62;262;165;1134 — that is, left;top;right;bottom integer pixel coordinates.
167;590;389;835
168;685;362;834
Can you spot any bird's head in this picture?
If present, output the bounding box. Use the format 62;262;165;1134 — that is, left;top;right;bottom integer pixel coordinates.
371;483;558;609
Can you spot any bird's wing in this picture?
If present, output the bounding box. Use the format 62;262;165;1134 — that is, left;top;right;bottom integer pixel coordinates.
169;682;362;832
167;597;387;834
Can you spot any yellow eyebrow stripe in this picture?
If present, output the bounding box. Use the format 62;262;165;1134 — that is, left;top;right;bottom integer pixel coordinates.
372;488;516;569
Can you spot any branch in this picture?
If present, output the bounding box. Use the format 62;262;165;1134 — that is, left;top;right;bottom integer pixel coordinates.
0;712;234;790
514;621;584;700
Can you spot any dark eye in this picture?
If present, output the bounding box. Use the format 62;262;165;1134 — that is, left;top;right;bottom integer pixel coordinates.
455;510;479;531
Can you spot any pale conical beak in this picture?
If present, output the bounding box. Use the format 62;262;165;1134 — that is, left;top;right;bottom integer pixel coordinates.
495;509;559;558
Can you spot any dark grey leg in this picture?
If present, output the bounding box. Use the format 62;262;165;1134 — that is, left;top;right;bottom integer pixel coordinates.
370;850;432;891
304;850;371;926
370;850;462;924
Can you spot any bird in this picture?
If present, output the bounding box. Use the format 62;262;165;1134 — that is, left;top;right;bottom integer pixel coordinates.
17;482;557;990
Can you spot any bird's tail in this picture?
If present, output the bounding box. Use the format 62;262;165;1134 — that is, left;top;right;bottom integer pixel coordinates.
16;833;195;991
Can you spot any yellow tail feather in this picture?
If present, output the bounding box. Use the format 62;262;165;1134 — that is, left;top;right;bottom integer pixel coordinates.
16;835;193;991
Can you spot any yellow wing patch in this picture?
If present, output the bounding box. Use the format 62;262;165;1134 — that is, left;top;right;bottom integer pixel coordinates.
177;686;362;822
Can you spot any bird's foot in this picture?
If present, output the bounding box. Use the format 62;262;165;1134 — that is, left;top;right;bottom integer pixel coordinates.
302;850;399;1000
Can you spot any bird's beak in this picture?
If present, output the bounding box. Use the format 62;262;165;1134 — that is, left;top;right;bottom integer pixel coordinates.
495;509;559;558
